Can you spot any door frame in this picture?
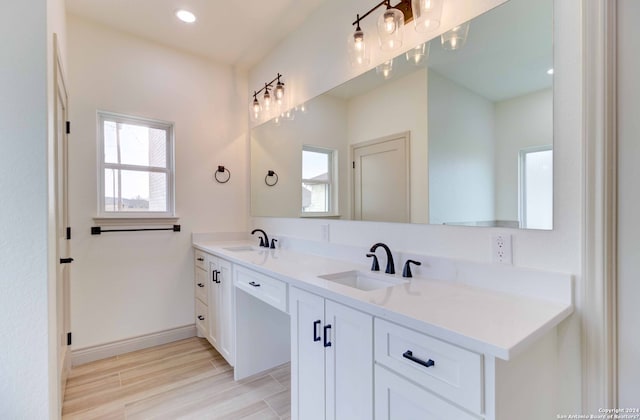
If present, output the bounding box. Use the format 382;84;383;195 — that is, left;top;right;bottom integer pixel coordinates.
349;131;411;221
581;0;618;410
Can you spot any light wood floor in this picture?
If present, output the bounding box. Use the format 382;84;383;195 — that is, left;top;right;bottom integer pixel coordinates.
62;337;291;420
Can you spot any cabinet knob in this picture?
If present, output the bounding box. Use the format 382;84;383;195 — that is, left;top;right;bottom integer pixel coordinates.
197;257;204;262
197;283;204;288
249;281;261;288
197;315;205;321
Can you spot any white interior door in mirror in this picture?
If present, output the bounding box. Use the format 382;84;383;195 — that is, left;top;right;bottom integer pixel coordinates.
352;134;410;223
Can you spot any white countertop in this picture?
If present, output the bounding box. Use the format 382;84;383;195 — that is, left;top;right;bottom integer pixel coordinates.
193;239;573;360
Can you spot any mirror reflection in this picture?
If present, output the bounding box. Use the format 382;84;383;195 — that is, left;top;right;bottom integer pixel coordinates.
251;0;553;230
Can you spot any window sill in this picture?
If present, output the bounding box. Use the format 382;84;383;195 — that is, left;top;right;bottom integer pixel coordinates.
93;216;180;226
299;213;342;219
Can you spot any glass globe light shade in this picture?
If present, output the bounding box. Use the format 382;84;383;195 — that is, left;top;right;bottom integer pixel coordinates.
348;29;370;67
378;8;404;51
441;22;470;51
376;59;394;80
411;0;443;33
405;42;430;65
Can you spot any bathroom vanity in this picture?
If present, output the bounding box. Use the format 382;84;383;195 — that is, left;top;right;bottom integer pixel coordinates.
192;235;572;420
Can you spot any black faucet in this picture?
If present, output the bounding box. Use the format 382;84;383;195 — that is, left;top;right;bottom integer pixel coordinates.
370;243;395;274
402;260;422;278
251;229;269;248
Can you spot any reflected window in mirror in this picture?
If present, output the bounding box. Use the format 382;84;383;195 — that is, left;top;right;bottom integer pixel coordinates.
519;146;553;230
301;146;337;216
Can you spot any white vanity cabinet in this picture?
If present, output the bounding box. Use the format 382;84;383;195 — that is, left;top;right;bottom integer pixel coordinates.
290;287;373;420
193;249;234;366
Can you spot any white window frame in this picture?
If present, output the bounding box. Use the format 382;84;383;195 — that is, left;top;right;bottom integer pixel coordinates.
97;111;175;219
301;145;338;217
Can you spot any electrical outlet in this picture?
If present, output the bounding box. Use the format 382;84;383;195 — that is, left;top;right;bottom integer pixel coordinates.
492;234;512;264
320;224;330;242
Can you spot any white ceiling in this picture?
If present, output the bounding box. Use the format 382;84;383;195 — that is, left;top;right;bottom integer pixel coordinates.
65;0;327;68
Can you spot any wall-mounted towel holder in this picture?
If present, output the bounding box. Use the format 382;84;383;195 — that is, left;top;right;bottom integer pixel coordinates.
215;165;231;183
91;225;181;235
265;170;278;186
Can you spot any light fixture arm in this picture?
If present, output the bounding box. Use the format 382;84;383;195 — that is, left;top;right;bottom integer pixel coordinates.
351;0;414;27
253;73;284;97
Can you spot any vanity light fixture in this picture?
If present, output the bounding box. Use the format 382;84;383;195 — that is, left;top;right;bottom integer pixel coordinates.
349;0;414;66
441;21;470;51
250;73;286;120
406;42;429;65
175;9;196;23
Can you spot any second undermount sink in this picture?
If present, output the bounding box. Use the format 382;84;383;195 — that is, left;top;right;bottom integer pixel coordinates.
223;245;260;252
318;270;407;291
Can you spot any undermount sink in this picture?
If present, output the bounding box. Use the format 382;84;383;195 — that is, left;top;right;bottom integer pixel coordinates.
223;245;259;252
318;270;407;291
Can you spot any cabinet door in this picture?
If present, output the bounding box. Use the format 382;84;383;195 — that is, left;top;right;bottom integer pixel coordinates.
375;365;479;420
207;260;219;349
325;300;373;420
217;258;234;365
290;287;325;420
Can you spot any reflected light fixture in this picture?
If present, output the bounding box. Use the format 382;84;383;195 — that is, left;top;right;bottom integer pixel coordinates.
405;42;429;65
250;73;285;120
547;68;554;75
376;59;394;79
411;0;443;32
175;9;196;23
441;21;470;51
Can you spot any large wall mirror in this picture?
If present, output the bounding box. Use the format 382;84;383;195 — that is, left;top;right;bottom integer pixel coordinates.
251;0;553;230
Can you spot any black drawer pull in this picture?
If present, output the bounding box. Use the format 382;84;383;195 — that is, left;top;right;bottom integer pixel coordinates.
313;320;321;342
197;315;205;321
212;270;220;284
323;324;332;347
197;257;204;262
197;283;204;288
402;350;435;368
249;281;261;287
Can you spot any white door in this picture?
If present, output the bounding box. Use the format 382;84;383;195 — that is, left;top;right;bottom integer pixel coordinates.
352;134;410;222
290;287;325;420
325;300;373;420
54;35;71;404
217;258;234;364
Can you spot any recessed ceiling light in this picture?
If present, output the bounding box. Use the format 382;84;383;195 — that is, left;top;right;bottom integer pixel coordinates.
176;9;196;24
547;68;554;75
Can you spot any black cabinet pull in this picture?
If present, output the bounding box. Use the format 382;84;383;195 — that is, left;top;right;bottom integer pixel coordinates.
313;320;321;342
197;315;205;321
197;257;204;262
402;350;435;368
197;283;204;288
212;270;220;284
323;324;332;347
249;281;261;287
60;258;74;264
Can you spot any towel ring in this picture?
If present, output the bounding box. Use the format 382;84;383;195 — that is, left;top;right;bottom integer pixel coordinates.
265;170;278;186
215;165;231;184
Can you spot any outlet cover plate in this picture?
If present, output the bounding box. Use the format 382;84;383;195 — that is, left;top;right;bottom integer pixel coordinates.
492;234;512;264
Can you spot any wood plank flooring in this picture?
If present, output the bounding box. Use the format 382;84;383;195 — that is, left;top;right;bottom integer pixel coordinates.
62;337;291;420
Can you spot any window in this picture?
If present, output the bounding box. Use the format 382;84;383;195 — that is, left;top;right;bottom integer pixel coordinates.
519;145;553;229
301;146;336;215
98;112;174;217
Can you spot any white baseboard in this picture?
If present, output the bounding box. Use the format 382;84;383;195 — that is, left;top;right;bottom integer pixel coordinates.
71;324;197;366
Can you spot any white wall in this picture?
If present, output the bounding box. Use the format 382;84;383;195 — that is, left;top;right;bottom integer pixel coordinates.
428;70;495;225
347;68;429;223
251;94;348;218
0;0;67;416
494;88;553;221
616;0;640;406
250;0;583;411
67;16;248;349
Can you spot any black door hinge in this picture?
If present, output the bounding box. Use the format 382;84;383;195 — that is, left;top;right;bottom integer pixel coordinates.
66;121;71;134
67;332;72;346
60;258;74;264
66;227;71;240
352;161;355;169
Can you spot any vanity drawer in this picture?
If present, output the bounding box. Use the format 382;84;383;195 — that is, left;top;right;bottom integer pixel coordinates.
234;266;287;313
195;298;208;336
195;250;207;270
374;318;483;414
195;266;208;303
